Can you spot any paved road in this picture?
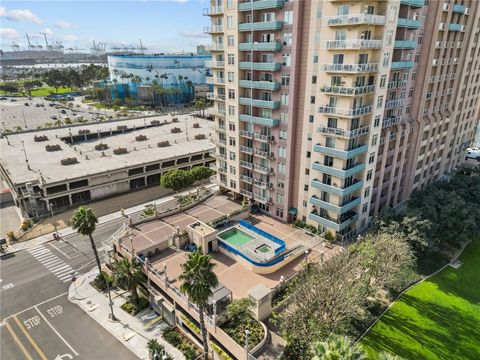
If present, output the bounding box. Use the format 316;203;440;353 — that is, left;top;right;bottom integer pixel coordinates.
0;215;136;360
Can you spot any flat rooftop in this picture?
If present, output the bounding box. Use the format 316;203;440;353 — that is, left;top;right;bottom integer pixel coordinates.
119;196;341;299
0;114;215;185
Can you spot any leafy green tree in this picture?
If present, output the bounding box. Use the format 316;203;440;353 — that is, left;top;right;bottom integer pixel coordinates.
311;335;366;360
112;257;145;306
160;169;195;193
147;339;172;360
71;207;102;275
378;352;404;360
179;250;218;360
190;166;213;182
0;83;19;94
194;98;206;118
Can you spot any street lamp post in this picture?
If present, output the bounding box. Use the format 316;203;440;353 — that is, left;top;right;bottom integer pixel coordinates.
245;329;251;358
21;109;27;128
49;202;58;238
104;248;117;321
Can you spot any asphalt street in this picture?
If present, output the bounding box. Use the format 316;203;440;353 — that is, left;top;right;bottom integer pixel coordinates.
0;216;136;360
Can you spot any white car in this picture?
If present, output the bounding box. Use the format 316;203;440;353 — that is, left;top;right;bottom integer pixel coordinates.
466;147;480;160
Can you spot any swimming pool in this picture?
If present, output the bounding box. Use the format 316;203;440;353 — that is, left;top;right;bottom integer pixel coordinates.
217;227;256;247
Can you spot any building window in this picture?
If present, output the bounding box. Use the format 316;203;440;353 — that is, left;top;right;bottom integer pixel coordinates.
309;115;314;123
229;166;236;175
276;194;284;204
278;163;286;174
383;53;390;67
374;116;380;127
281;94;289;106
228;54;235;65
278;146;287;158
283;33;292;45
364;187;370;198
228;89;235;99
229;137;236;146
230;180;236;189
276;208;284;218
227;16;234;29
228;106;235;116
283;54;291;67
362;203;368;214
369;153;375;164
310;96;316;104
227;35;234;47
228;122;235;131
279;129;287;140
284;10;293;25
377;96;384;109
281;74;290;86
229;151;236;160
366;170;373;181
371;134;378;146
280;113;288;123
228;72;235;83
313;55;318;63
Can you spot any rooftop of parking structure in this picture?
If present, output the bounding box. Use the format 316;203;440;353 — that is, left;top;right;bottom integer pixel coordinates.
0;113;214;185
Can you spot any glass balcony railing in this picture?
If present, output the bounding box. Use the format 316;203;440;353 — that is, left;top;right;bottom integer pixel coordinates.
400;0;425;8
309;196;361;214
318;105;373;117
448;23;465;32
254;133;275;142
240;130;254;138
317;125;370;138
325;39;383;50
239;97;280;109
239;61;281;71
320;84;376;96
239;21;283;32
209;43;224;51
391;61;415;69
238;42;282;52
311;179;364;197
239;80;281;91
239;0;284;12
203;25;223;33
326;14;385;26
239;114;280;127
240;175;253;184
240;145;254;154
308;211;359;231
205;60;225;68
394;40;417;49
320;63;379;73
387;80;407;89
397;18;422;28
312;162;365;178
203;6;224;16
240;189;253;198
313;144;369;159
384;99;404;110
254;164;272;175
452;4;466;13
382;116;402;128
240;160;254;169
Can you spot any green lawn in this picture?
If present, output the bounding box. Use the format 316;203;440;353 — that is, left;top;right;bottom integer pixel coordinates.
362;239;480;360
0;86;73;97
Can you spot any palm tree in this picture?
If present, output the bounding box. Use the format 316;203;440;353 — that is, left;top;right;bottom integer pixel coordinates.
311;335;366;360
112;257;144;305
378;352;404;360
71;206;102;275
54;119;64;127
179;249;218;360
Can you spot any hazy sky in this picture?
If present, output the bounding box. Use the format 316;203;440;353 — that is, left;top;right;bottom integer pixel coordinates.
0;0;210;53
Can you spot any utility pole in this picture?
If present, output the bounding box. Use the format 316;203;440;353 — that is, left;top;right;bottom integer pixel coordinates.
22;109;27;128
49;202;58;238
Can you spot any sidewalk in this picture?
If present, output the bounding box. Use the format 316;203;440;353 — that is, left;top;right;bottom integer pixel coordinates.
6;183;218;254
69;268;184;359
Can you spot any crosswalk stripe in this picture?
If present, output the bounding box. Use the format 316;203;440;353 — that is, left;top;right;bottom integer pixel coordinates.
41;256;61;264
53;267;73;276
59;274;75;281
42;258;63;268
47;263;68;272
36;255;57;262
56;270;74;279
33;252;54;260
43;260;63;269
30;249;49;256
28;246;47;254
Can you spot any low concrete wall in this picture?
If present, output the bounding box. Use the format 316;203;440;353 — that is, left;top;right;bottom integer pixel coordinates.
251;321;269;355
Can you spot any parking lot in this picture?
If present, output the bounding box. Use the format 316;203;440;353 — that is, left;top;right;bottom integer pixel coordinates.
0;96;120;131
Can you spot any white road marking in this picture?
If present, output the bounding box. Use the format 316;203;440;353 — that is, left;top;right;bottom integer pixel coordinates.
34;306;79;357
54;268;74;277
8;292;68;318
48;265;70;273
2;282;14;290
27;245;75;282
33;252;54;260
41;258;61;266
29;247;48;255
48;243;72;260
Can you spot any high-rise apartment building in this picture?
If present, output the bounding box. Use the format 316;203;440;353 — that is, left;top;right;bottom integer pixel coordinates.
205;0;480;241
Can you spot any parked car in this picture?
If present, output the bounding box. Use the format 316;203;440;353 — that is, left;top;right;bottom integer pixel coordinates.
466;148;480;161
10;98;17;102
50;115;58;120
60;109;67;114
24;102;30;106
0;97;7;100
35;103;44;107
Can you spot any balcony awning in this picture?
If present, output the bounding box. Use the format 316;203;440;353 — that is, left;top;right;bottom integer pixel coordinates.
288;207;298;215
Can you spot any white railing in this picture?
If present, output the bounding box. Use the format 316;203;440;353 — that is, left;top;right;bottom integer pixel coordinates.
326;14;386;26
317;125;370;138
325;39;383;50
318;105;373;117
320;63;379;73
240;160;254;169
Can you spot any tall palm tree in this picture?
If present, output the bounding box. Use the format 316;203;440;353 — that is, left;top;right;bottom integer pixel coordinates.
179;249;218;360
112;257;144;305
71;206;101;275
311;335;366;360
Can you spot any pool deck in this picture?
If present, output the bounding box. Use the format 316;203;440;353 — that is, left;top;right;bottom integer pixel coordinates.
119;195;342;299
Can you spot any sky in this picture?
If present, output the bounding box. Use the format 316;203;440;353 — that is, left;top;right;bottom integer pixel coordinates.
0;0;210;53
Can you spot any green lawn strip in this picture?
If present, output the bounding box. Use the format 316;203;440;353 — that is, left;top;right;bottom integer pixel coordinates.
361;239;480;360
0;86;74;97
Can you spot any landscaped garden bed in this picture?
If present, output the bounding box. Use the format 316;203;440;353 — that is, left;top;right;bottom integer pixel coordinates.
163;326;201;360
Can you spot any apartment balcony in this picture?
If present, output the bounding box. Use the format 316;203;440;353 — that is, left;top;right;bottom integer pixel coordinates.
325;39;383;50
240;114;280;127
240;189;253;198
448;23;465;32
254;133;275;143
211;108;226;117
391;61;415;69
240;130;254;139
203;25;224;34
209;43;224;52
452;4;466;14
317;125;370;139
320;63;379;73
215;152;227;160
203;6;224;16
254;164;272;175
387;80;407;89
239;21;283;32
394;40;417;50
397;18;422;28
326;14;385;26
254;193;270;204
240;145;254;155
239;80;280;91
384;98;404;110
400;0;425;7
308;211;359;231
239;0;284;11
310;196;361;214
240;160;254;170
207;93;226;102
239;61;281;71
313;144;368;159
214;124;226;132
318;105;373;118
214;138;227;146
382;116;402;128
205;60;225;68
239;97;280;109
254;179;271;189
238;42;282;52
320;84;376;96
240;175;253;184
254;148;274;159
310;180;363;197
217;167;228;174
312;162;366;178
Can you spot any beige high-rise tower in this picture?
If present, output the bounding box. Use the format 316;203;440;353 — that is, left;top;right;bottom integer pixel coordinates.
205;0;479;241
